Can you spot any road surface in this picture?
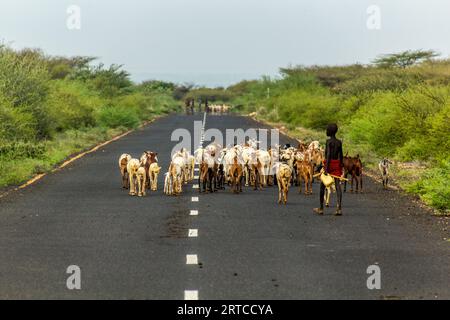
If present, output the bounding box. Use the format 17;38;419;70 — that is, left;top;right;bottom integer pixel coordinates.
0;113;448;299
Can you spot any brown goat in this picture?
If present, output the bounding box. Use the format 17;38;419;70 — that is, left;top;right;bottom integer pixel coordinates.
229;156;243;194
276;163;292;205
296;156;313;195
119;154;131;189
250;158;263;191
343;154;363;193
141;151;158;189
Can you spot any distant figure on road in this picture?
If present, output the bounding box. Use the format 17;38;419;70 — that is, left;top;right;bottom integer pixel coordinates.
205;98;209;113
198;99;202;113
185;98;191;115
184;98;194;115
313;123;344;216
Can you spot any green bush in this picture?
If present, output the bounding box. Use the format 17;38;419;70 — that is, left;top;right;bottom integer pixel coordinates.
46;81;97;131
0;47;53;139
407;158;450;211
424;103;450;160
116;93;151;120
97;105;140;129
0;141;46;159
346;92;406;156
0;99;37;142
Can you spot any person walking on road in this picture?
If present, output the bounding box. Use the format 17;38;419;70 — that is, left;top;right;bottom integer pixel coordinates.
313;123;344;216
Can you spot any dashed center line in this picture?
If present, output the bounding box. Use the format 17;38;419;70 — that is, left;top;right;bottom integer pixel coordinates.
186;254;198;265
183;113;206;301
188;229;198;237
184;290;199;300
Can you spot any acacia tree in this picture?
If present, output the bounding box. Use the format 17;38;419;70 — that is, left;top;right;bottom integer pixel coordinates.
373;50;439;68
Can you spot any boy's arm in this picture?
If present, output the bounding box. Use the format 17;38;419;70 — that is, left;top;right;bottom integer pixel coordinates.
325;141;331;173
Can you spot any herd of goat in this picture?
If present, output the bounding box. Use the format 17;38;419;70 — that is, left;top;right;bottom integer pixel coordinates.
117;139;390;205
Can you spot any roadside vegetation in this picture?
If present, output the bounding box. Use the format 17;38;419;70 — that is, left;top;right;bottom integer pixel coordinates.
222;50;449;212
0;45;180;188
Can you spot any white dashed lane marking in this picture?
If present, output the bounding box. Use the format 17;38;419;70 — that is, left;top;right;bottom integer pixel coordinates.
184;290;199;300
183;112;205;302
186;254;198;265
188;229;198;237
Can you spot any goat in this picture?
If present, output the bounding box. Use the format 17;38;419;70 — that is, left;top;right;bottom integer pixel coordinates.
256;149;271;187
267;146;280;186
296;154;313;195
297;141;308;152
196;147;217;193
136;166;147;197
222;146;242;185
216;163;226;190
140;151;158;189
149;162;162;191
309;148;324;176
280;148;295;185
250;158;263;190
172;149;189;184
170;156;185;195
164;172;172;195
119;154;131;189
126;158;141;196
242;145;256;186
275;163;292;205
379;158;393;189
307;140;320;152
229;155;243;193
187;154;196;181
343;154;363;193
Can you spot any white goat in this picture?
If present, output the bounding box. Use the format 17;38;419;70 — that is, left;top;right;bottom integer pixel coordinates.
126;158;141;196
149;162;162;191
379;158;393;189
256;149;271;186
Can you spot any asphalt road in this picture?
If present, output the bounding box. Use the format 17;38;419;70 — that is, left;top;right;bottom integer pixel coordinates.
0;113;448;299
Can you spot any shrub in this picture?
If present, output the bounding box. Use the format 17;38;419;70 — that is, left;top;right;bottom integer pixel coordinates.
46;81;97;131
0;98;37;142
0;47;52;139
0;142;46;159
97;105;140;129
346;92;406;156
406;158;450;211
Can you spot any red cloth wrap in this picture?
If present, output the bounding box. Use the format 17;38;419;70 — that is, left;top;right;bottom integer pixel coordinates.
324;160;343;177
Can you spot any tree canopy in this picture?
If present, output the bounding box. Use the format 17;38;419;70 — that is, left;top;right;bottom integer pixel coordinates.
372;50;439;68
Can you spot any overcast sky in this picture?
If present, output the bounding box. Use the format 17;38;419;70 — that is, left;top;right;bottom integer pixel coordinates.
1;0;449;86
